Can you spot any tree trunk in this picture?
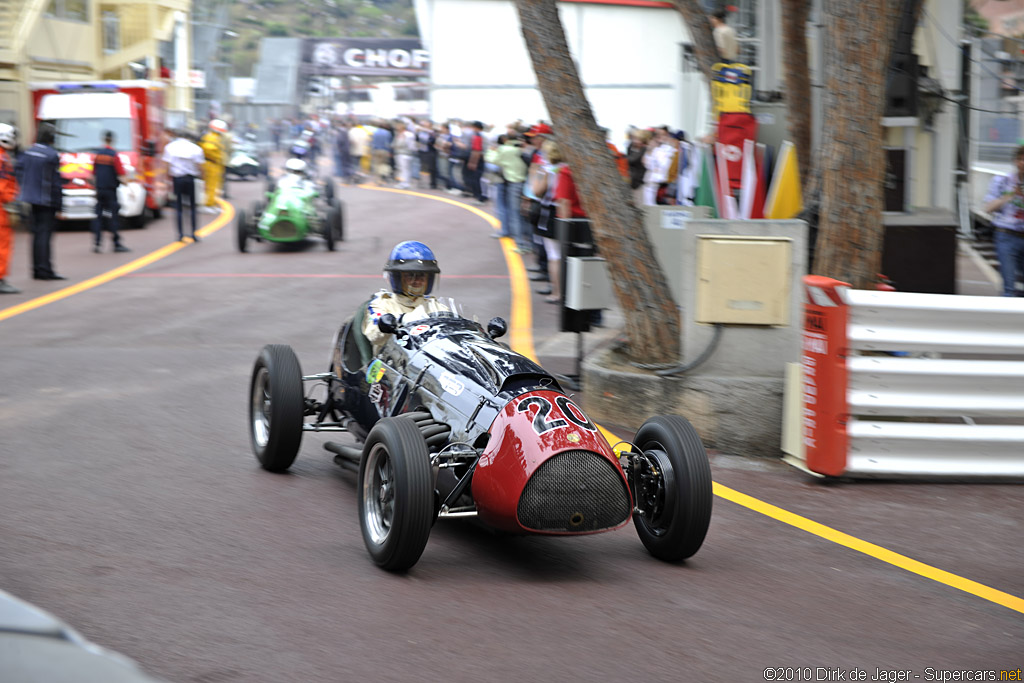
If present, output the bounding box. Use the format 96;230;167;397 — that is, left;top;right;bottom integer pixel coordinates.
666;0;720;83
780;0;812;187
811;0;902;288
515;0;680;364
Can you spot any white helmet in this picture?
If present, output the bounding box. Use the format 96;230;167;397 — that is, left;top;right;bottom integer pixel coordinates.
209;119;228;133
0;123;16;150
285;157;307;175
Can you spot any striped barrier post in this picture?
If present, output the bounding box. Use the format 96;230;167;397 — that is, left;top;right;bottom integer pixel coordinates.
802;276;851;476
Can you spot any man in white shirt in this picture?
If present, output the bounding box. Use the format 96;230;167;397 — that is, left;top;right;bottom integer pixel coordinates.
162;129;206;241
711;9;739;62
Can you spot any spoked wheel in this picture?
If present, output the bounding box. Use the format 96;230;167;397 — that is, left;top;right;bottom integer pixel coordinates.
325;205;340;251
358;416;433;571
249;344;304;472
236;209;249;253
631;415;712;562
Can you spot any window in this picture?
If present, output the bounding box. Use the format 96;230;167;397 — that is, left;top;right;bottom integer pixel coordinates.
46;0;89;22
103;11;120;54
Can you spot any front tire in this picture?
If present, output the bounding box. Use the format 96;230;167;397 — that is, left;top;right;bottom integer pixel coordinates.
325;205;340;251
631;415;712;562
334;201;344;242
358;416;433;571
249;344;304;472
236;209;249;253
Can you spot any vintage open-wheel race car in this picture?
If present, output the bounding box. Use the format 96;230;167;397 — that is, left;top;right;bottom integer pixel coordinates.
225;138;267;180
236;172;343;252
247;299;713;571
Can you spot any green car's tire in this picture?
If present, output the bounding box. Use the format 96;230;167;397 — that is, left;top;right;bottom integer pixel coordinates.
325;205;340;251
335;201;344;242
236;209;249;253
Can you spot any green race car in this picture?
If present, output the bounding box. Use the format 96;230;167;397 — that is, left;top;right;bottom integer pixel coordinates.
236;171;344;252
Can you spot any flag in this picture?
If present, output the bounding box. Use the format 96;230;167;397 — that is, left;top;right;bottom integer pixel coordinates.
738;139;767;220
764;140;803;219
693;144;719;218
739;139;756;219
715;142;737;219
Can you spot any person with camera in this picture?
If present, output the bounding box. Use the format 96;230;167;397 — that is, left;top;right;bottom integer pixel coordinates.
983;145;1024;297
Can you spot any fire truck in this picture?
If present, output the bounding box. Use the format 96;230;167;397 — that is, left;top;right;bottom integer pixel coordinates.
29;80;169;227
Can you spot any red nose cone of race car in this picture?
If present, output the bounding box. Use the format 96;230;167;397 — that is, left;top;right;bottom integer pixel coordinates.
471;390;632;534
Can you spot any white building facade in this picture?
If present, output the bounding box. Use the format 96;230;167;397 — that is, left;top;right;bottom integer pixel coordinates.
413;0;712;143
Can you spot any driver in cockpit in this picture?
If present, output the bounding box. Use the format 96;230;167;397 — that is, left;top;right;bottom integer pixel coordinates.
277;156;312;190
364;241;449;352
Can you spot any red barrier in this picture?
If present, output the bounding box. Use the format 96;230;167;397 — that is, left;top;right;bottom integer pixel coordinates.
801;276;851;476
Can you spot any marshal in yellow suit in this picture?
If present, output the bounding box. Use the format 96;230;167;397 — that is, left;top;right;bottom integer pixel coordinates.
199;120;227;208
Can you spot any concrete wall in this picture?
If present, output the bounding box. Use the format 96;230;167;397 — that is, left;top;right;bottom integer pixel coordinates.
643;209;808;377
583;212;808;457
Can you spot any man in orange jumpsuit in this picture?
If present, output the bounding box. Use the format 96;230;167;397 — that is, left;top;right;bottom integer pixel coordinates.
0;123;19;294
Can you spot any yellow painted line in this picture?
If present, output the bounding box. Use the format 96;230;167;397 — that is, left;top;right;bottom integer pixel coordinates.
0;199;234;323
360;185;1024;616
713;481;1024;615
359;185;537;361
358;184;499;226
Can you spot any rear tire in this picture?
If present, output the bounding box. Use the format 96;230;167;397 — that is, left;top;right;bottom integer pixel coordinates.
249;344;304;472
236;209;249;253
358;417;433;571
631;415;712;562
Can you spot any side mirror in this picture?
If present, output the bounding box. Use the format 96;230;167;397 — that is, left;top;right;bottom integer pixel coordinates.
377;313;399;335
487;316;508;340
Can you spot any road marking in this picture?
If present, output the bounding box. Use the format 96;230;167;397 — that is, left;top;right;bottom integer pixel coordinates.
0;200;234;323
376;185;1024;616
6;186;1021;616
125;273;511;279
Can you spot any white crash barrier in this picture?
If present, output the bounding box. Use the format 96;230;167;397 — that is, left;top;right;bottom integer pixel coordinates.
785;277;1024;480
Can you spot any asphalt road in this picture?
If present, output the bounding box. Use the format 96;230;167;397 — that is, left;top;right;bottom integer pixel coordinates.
0;171;1021;683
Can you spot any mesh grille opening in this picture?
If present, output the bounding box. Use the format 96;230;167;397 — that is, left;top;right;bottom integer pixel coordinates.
517;450;630;532
270;220;299;239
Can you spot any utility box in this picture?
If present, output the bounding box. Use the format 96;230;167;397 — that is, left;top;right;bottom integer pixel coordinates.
695;235;792;325
565;257;615;311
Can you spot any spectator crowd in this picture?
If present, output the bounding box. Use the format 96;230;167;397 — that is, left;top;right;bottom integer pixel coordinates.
266;113;699;307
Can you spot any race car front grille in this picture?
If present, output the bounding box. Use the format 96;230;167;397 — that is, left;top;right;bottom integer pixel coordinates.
517;450;631;532
269;220;299;239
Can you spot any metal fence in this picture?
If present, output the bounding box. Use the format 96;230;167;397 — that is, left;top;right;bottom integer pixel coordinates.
786;280;1024;480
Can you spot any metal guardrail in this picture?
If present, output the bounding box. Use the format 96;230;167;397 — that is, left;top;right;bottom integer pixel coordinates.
788;278;1024;480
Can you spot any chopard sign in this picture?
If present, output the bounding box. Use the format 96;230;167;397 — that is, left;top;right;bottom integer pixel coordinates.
302;38;429;76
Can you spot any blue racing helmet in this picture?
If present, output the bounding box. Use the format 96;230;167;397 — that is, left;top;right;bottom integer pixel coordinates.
384;241;441;295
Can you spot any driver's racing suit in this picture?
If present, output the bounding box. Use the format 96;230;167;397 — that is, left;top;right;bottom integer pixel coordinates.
363;290;448;352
